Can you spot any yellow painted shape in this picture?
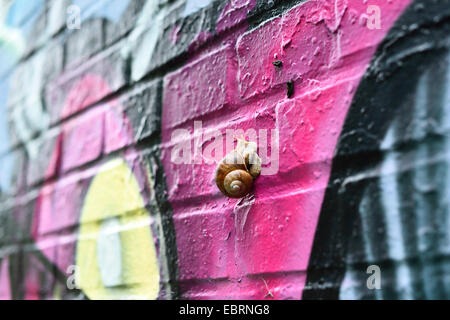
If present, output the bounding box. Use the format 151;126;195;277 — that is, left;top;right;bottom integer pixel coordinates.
76;158;160;300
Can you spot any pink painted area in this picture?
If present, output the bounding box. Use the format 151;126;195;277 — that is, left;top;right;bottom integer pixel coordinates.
32;180;84;238
62;110;104;172
32;75;113;242
61;75;111;119
164;46;237;129
0;258;11;300
236;0;410;100
31;74;138;276
236;3;332;99
104;102;134;153
162;0;412;299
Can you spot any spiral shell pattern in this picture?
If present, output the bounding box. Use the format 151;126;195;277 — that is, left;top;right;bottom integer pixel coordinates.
223;169;253;198
215;141;261;198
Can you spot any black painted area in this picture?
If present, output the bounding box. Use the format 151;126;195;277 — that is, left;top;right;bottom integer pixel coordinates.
248;0;308;30
140;80;181;300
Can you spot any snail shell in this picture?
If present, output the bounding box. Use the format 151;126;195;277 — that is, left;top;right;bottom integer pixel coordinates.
215;140;262;198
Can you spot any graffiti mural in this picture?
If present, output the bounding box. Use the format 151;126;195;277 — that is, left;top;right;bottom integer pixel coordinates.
1;0;450;300
0;0;45;193
305;0;450;299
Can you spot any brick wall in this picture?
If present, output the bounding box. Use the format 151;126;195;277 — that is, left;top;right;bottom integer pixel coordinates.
1;0;450;300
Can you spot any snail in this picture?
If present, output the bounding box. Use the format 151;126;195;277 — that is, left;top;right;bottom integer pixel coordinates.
215;137;262;198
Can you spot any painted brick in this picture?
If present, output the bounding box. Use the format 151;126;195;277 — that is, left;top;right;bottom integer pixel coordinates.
163;45;237;129
215;0;256;33
22;247;56;300
180;272;305;300
120;80;162;144
104;0;145;47
34;151;153;239
61;110;104;172
32;177;85;238
128;1;193;81
134;0;251;80
236;2;332;100
103;102;133;154
236;0;411;100
26;129;61;187
7;195;36;245
5;39;64;109
6;41;63;132
1;148;27;197
41;40;65;86
45;41;128;124
65;19;104;68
